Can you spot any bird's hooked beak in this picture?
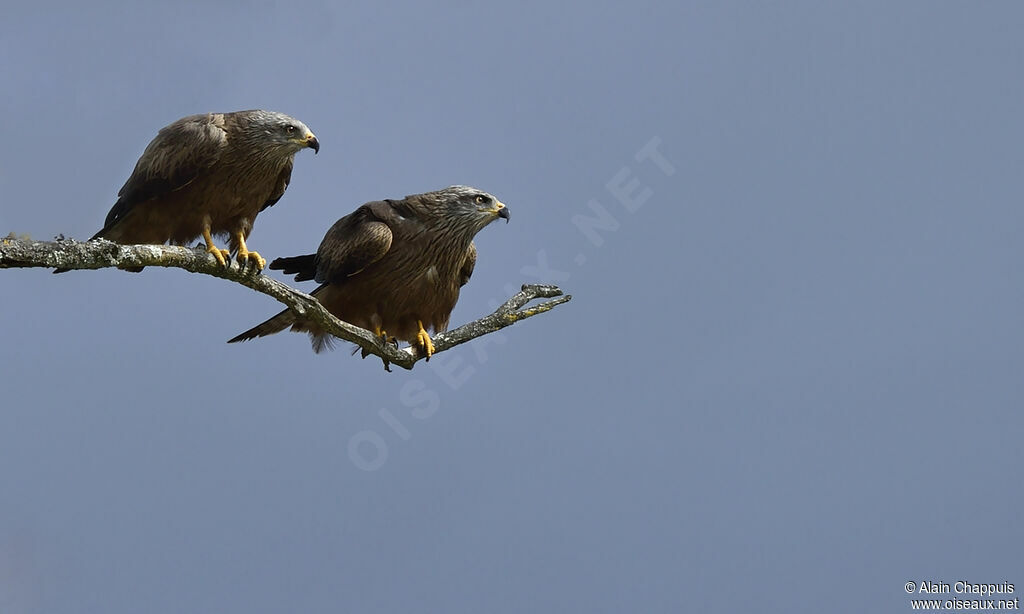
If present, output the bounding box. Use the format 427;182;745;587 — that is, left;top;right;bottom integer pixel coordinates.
305;132;320;154
483;200;510;223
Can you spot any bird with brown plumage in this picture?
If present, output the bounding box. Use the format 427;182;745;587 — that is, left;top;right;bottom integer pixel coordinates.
56;110;318;273
228;185;510;359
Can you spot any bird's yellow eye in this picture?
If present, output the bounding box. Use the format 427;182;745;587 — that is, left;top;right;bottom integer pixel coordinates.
475;195;489;205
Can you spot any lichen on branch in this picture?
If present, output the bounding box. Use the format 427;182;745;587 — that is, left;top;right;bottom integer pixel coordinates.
0;236;571;370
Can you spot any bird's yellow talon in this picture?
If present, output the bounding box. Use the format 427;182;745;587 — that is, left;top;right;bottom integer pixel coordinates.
233;231;265;270
206;245;229;266
237;249;266;270
416;320;435;359
202;227;230;266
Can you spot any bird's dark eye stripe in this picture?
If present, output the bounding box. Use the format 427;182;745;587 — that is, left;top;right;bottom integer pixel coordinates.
285;124;296;132
475;195;490;204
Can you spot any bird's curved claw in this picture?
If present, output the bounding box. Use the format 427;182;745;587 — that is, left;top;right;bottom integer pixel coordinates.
361;334;393;372
359;349;391;372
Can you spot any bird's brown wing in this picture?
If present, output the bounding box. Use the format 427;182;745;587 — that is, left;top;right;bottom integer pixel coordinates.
312;201;400;284
460;241;477;287
259;159;293;212
99;114;228;234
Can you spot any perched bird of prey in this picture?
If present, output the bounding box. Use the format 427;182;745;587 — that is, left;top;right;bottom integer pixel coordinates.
56;110;318;273
229;185;510;358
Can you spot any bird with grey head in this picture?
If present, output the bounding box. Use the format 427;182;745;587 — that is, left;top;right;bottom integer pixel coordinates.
55;109;319;273
229;185;510;363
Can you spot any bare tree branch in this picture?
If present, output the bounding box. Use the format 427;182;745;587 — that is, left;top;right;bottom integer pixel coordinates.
1;236;571;370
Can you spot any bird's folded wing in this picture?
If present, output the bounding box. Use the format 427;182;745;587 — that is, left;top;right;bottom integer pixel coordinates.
102;114;228;230
260;159;293;212
460;241;477;287
313;202;396;284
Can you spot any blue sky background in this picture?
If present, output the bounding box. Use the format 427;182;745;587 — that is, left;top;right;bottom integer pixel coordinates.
2;2;1022;612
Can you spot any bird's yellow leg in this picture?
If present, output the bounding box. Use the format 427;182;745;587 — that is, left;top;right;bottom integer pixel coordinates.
233;232;266;270
202;226;229;266
415;320;435;360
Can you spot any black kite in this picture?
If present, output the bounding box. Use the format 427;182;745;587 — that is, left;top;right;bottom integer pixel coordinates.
57;110;318;272
229;185;510;358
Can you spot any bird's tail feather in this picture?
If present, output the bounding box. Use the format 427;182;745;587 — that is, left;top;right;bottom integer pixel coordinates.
270;254;317;282
228;308;298;344
229;285;329;346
